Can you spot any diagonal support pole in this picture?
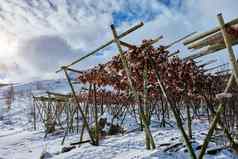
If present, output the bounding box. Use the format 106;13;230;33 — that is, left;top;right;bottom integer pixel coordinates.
198;13;238;159
148;56;197;159
63;67;96;145
198;74;234;159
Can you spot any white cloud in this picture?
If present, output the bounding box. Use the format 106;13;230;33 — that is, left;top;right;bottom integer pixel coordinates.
0;0;237;82
18;36;74;71
0;0;119;82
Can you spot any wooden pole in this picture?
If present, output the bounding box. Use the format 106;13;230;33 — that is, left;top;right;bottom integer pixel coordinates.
198;13;238;159
198;59;217;68
143;61;151;149
63;67;96;145
198;73;234;159
148;56;197;159
186;32;221;50
46;91;72;98
93;84;99;146
143;62;150;125
168;50;180;57
217;13;238;85
183;17;238;45
33;98;36;130
165;32;197;49
203;63;229;73
76;103;79;133
183;44;224;61
215;69;231;75
100;93;104;115
111;24;156;150
186;104;192;139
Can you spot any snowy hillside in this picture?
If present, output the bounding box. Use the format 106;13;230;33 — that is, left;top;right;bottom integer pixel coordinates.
0;78;70;131
0;79;237;159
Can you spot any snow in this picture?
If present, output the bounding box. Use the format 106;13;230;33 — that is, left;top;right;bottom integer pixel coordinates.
0;80;238;159
0;122;237;159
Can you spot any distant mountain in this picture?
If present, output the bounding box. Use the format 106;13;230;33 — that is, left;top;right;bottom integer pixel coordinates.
0;76;83;98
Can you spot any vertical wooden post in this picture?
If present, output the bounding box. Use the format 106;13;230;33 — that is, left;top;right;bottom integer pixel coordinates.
198;13;238;159
93;84;99;145
111;24;156;149
143;64;151;149
46;94;54;134
63;67;96;145
33;97;36;130
100;93;104;115
187;104;192;139
160;96;166;127
143;58;150;125
217;13;238;85
76;103;79;133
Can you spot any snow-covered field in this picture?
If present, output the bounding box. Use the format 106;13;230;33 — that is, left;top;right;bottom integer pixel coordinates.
0;80;238;159
1;120;237;159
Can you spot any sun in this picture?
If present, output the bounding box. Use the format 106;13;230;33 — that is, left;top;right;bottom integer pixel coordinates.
0;33;18;59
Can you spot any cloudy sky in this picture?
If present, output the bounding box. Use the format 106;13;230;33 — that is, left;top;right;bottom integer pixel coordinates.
0;0;237;83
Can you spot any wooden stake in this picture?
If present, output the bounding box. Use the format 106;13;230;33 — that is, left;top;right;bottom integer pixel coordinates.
93;84;99;146
187;105;192;139
143;62;151;149
111;24;156;150
33;97;36;130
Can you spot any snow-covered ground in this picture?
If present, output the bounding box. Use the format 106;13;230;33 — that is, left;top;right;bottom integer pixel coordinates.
0;80;238;159
0;120;237;159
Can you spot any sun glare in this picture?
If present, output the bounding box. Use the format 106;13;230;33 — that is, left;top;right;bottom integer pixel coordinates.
0;33;18;58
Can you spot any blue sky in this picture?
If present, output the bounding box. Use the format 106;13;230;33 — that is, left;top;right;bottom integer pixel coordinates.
0;0;237;82
112;0;182;26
